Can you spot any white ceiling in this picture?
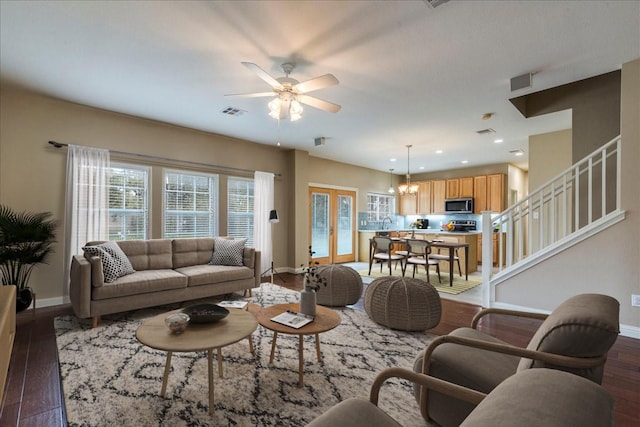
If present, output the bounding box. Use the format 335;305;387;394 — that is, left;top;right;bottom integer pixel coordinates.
1;1;639;174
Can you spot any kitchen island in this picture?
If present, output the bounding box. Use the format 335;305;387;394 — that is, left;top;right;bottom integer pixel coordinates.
358;229;478;275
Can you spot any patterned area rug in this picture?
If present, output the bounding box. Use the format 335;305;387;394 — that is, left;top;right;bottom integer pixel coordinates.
56;284;435;426
358;268;482;295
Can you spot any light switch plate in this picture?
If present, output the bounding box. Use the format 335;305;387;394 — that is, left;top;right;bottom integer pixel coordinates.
632;294;640;307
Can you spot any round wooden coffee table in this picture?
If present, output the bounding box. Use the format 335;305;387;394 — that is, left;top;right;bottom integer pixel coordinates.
135;307;258;414
253;303;341;387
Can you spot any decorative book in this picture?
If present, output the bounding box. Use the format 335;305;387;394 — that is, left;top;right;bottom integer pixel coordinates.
270;310;314;329
217;300;248;309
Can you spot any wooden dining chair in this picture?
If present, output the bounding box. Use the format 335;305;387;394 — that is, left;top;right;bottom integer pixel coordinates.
401;239;441;284
369;236;405;276
428;236;462;277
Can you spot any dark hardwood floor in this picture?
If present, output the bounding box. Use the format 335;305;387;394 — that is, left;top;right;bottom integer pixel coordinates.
1;274;638;426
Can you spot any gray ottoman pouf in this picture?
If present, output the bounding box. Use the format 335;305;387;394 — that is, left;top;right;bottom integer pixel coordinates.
364;276;441;331
315;264;363;307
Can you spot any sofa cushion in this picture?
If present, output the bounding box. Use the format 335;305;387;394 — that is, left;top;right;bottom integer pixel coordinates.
117;239;173;271
92;269;188;300
82;241;135;283
460;369;615;427
210;238;247;266
175;264;254;287
172;238;215;268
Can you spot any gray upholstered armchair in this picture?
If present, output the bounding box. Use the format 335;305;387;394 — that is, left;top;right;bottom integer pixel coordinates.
306;367;615;427
414;293;620;427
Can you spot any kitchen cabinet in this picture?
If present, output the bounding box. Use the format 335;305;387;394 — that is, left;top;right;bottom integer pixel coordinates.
446;179;460;199
432;180;446;213
460;177;474;197
477;232;506;266
446;177;474;199
473;174;504;213
445;177;474;199
487;174;504;212
418;181;432;214
399;193;417;215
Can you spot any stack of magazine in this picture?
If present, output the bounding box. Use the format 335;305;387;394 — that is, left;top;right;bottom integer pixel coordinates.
270;310;314;329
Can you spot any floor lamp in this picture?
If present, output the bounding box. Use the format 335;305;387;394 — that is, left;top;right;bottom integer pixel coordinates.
262;209;285;283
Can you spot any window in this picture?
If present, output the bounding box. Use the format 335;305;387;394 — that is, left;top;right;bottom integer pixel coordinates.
164;170;218;238
227;177;254;247
108;164;149;240
367;193;395;221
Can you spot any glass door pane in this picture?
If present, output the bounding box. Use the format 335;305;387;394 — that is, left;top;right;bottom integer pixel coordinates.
311;192;330;259
336;195;353;256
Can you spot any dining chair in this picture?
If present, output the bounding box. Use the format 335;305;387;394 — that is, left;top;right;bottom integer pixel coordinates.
428;236;462;277
368;236;404;276
401;239;441;284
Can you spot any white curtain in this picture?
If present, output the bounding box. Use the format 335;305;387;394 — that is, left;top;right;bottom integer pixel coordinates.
253;171;275;277
63;145;110;291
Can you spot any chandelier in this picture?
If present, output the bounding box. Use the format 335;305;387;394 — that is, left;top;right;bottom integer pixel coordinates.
398;144;419;195
268;91;303;122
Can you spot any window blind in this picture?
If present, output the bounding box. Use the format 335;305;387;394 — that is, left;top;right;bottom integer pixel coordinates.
164;170;218;238
108;164;149;240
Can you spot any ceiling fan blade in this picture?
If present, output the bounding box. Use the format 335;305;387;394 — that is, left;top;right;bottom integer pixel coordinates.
225;91;275;98
241;62;284;90
293;74;339;93
297;94;341;113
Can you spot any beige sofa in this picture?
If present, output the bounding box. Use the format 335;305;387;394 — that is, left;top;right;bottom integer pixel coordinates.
70;238;260;327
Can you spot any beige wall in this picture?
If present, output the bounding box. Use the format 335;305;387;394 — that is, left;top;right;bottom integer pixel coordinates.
528;129;572;192
495;58;640;331
0;86;290;300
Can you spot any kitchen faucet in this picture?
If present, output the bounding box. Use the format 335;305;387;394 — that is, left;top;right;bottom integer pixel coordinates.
382;216;392;230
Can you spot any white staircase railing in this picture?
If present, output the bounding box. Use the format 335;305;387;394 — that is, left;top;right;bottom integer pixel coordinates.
482;135;623;296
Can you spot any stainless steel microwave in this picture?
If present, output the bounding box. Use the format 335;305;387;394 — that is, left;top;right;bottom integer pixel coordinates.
445;198;474;213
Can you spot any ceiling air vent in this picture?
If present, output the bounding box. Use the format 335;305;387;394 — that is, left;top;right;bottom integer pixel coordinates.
423;0;450;8
476;128;496;135
221;107;246;116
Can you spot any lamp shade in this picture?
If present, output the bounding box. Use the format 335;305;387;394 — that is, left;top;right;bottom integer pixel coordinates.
269;209;279;223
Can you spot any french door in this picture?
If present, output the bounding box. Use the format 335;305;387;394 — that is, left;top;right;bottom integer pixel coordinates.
309;187;356;264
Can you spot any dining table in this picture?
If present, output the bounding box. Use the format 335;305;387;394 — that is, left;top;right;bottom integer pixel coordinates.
384;237;470;287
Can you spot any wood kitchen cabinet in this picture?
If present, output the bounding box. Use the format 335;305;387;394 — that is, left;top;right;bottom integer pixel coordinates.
473;173;504;213
399;193;417;215
446;177;474;199
432;180;446;213
477;232;506;266
417;181;432;214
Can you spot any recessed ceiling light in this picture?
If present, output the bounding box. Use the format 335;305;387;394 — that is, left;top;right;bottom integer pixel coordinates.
390;158;397;162
419;166;425;170
461;160;469;164
435;150;443;154
494;139;503;143
510;149;524;156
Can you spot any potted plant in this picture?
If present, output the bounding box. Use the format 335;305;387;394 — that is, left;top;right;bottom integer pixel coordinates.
299;246;327;316
0;205;57;312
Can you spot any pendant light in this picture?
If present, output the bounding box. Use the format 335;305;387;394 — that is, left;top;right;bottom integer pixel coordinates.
388;169;395;194
398;145;419;195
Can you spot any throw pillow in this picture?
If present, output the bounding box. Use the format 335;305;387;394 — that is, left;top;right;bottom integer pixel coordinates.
210;238;247;266
82;241;135;283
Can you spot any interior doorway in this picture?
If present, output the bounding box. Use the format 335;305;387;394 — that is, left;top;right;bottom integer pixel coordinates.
308;187;356;265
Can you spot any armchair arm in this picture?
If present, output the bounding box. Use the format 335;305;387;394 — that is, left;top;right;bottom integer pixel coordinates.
421;334;607;375
471;307;548;329
370;367;486;407
69;255;93;319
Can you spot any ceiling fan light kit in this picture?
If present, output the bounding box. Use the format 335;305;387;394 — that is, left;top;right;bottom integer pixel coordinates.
227;61;341;122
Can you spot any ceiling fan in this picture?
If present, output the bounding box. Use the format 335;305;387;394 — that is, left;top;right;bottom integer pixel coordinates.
226;62;341;120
